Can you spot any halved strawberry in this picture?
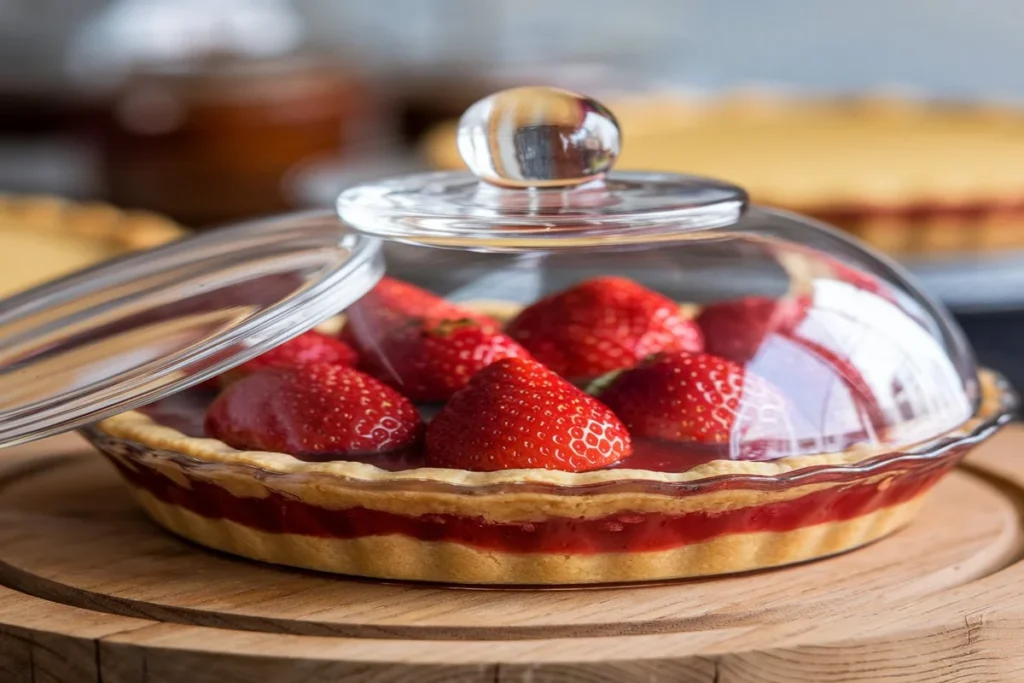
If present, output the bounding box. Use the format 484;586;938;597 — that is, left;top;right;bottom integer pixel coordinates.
363;317;532;402
696;295;809;364
598;352;792;457
505;276;704;380
205;363;423;456
341;277;497;351
217;330;359;387
425;357;631;472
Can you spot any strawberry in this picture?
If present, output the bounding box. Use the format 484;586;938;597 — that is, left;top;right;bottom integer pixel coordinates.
699;295;888;443
598;352;792;456
218;331;359;387
505;276;704;380
205;363;423;456
363;317;532;402
341;277;497;351
696;295;809;364
425;357;631;472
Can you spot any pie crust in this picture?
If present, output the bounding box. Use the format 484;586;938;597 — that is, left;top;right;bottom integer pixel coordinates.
82;370;1013;584
125;490;928;584
0;194;186;297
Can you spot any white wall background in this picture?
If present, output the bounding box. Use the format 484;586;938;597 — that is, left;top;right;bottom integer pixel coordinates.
294;0;1024;100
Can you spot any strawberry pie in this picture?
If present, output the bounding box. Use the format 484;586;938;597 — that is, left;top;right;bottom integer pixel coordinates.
84;268;1013;584
74;87;1015;585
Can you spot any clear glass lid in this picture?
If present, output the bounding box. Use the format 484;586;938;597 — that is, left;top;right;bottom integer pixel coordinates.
312;218;980;470
0;212;381;448
3;86;988;477
177;87;986;475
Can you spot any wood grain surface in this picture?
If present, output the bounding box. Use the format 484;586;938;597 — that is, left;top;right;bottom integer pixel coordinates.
0;429;1022;682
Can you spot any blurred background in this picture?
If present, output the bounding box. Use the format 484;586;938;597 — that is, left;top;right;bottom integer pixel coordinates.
2;0;1024;386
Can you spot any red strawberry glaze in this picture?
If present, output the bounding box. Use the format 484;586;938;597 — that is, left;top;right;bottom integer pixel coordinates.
104;449;953;556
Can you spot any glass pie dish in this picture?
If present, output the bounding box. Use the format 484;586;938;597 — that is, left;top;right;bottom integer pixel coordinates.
1;88;1016;585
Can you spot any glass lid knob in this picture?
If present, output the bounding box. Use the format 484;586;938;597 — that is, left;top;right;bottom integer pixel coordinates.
457;86;621;188
336;85;746;250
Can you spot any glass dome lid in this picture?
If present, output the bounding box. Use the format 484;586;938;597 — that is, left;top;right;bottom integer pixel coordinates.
327;85;986;466
0;86;998;474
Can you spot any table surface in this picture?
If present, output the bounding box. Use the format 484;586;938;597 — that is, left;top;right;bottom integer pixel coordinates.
0;426;1023;681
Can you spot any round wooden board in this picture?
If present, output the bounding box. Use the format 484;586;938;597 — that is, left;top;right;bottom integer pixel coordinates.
1;430;1024;682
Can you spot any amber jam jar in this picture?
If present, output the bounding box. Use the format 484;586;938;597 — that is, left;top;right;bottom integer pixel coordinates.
88;54;365;227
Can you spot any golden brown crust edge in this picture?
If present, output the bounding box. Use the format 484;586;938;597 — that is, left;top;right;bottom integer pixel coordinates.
127;484;926;584
818;209;1024;255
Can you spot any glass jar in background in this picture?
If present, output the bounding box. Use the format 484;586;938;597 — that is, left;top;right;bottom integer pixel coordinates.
67;0;370;227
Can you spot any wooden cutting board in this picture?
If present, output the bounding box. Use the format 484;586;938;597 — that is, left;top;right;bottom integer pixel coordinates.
1;427;1023;683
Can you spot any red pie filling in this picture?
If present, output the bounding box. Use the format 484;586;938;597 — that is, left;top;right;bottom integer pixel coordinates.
108;451;955;555
810;201;1024;221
